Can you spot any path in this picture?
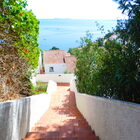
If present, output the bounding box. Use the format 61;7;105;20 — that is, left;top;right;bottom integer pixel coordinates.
23;86;99;140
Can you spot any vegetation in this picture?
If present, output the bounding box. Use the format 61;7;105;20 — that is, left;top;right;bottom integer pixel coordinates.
68;48;79;56
64;71;72;74
76;34;140;103
0;0;40;101
75;0;140;103
50;46;60;50
114;0;140;73
32;82;47;94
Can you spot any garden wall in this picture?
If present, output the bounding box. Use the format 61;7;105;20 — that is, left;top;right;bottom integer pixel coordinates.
36;74;75;83
0;80;57;140
70;79;140;140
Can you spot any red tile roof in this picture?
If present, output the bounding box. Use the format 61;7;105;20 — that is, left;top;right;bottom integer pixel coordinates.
65;56;77;73
43;50;76;73
44;50;67;64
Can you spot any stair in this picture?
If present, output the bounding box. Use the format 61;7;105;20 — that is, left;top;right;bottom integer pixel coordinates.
23;86;99;140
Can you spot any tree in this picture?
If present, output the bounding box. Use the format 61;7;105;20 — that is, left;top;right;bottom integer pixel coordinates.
0;0;40;101
114;0;140;102
75;32;140;103
75;33;106;95
114;0;140;70
98;40;140;102
96;38;104;46
68;48;79;56
0;0;40;69
50;46;59;50
115;0;140;46
75;1;140;103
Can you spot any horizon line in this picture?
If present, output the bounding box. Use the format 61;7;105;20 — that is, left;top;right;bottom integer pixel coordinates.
37;18;126;20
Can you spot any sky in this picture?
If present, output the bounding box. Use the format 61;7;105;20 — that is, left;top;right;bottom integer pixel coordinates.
27;0;127;20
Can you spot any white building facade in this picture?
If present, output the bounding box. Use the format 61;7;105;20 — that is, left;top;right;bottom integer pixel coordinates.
40;50;76;74
44;63;67;74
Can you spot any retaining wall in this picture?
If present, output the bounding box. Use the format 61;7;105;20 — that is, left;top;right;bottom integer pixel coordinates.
36;74;75;83
0;80;57;140
70;79;140;140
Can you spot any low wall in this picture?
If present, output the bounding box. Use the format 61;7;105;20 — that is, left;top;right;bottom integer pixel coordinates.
47;80;57;94
0;93;52;140
70;79;140;140
36;74;75;83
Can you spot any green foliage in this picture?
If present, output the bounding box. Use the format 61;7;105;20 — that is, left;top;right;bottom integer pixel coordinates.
64;71;72;74
32;82;47;94
114;0;140;70
76;32;140;103
68;48;79;56
97;40;140;102
75;0;140;104
114;0;140;102
104;32;114;40
114;0;140;48
76;33;106;95
50;46;60;50
0;0;40;69
0;0;40;100
96;38;104;46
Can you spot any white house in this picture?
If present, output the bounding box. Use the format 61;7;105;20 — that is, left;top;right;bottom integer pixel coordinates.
39;50;76;74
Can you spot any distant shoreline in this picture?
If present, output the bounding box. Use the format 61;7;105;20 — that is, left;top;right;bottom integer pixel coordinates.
38;18;120;21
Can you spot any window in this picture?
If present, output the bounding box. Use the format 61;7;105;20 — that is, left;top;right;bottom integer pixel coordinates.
49;67;54;72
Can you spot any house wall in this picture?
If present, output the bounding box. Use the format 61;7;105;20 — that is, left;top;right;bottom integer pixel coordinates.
44;63;67;74
70;79;140;140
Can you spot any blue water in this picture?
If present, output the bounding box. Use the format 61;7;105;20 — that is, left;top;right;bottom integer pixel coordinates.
39;19;117;51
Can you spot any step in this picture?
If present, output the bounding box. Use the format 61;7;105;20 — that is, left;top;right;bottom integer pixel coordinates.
31;126;60;132
23;89;99;140
23;135;99;140
77;135;99;140
31;127;50;132
22;138;58;140
75;128;95;135
58;136;99;140
26;132;59;139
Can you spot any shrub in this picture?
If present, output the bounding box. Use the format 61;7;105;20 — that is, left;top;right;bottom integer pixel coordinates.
0;0;40;101
75;0;140;104
32;82;47;94
75;33;140;103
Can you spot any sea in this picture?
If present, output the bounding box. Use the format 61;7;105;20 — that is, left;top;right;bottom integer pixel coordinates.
39;19;117;51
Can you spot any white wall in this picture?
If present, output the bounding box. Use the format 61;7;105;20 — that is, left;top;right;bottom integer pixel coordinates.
44;63;67;74
0;94;50;140
70;79;140;140
36;74;75;83
47;80;57;94
0;80;58;140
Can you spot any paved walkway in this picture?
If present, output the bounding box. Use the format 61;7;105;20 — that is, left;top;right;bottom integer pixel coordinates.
23;86;99;140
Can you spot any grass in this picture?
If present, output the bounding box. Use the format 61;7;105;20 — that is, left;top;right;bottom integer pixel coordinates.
32;82;47;94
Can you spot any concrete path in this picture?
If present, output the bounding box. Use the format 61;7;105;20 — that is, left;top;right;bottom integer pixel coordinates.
23;86;99;140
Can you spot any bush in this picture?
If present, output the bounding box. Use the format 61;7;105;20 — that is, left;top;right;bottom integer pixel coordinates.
75;0;140;104
0;0;40;101
75;33;140;103
32;82;47;94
